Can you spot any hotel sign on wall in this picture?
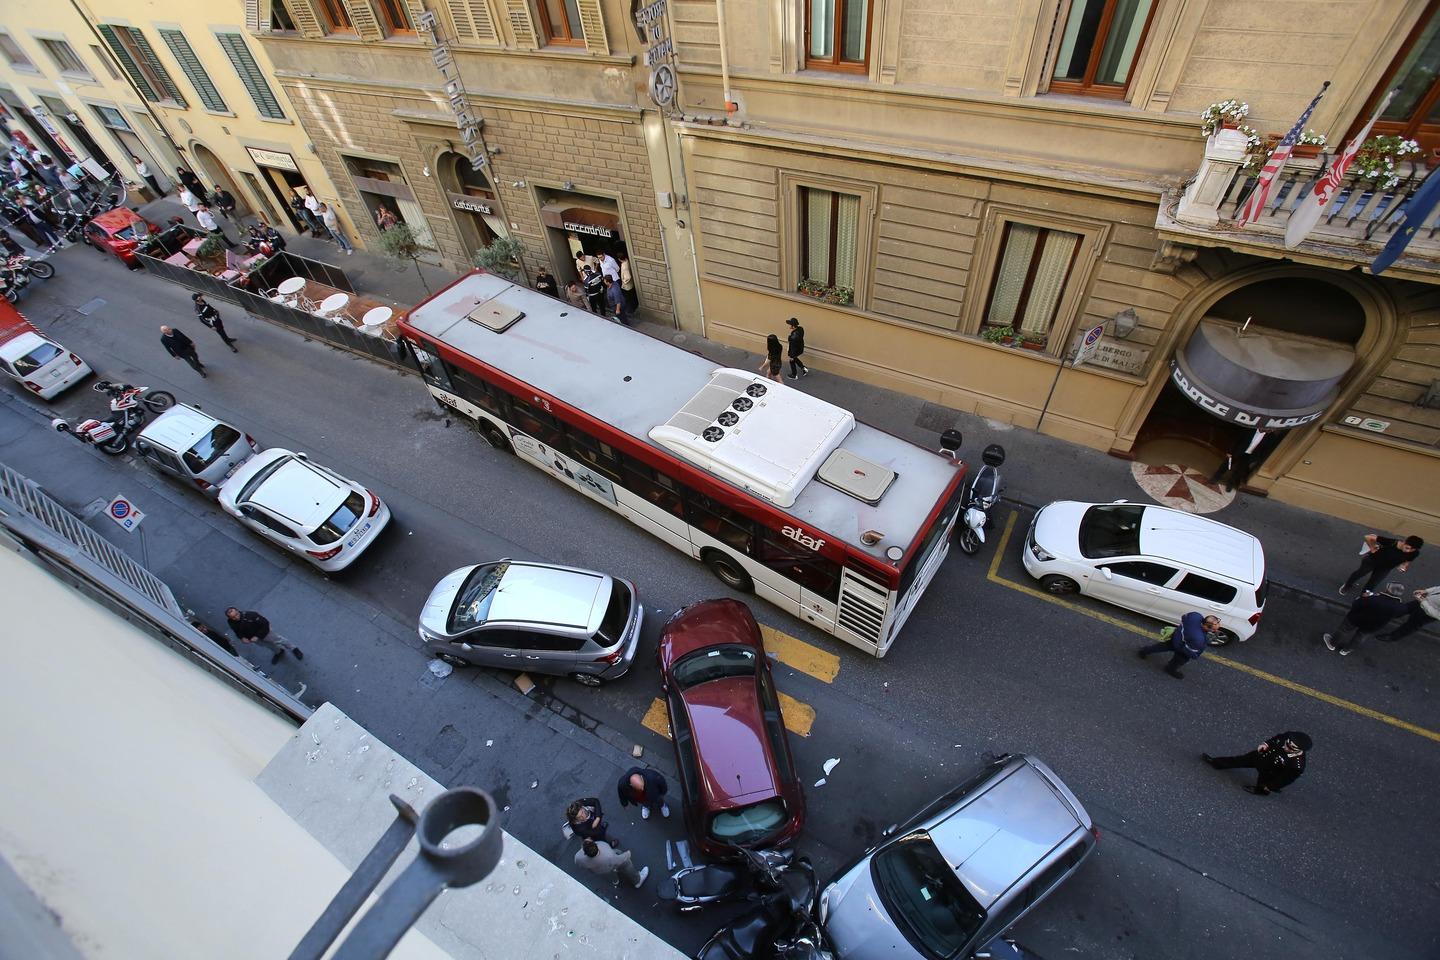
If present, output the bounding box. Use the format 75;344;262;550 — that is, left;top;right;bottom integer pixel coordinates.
634;0;677;107
416;10;486;168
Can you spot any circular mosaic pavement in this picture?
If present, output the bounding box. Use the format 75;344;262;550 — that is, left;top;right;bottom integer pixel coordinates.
1130;462;1236;515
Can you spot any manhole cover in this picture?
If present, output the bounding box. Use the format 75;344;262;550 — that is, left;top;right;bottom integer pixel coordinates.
77;298;107;316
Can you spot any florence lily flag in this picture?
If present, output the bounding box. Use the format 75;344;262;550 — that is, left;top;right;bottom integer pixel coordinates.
1284;90;1397;249
1236;82;1330;226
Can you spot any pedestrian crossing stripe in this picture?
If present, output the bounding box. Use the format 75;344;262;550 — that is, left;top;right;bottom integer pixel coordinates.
760;624;840;683
641;694;816;739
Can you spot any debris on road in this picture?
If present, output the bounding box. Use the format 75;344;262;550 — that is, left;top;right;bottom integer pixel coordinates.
515;673;535;695
631;744;644;758
428;659;453;679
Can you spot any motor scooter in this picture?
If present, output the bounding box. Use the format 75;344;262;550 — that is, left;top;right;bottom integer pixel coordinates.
657;840;793;912
957;443;1005;555
694;857;831;960
52;381;176;455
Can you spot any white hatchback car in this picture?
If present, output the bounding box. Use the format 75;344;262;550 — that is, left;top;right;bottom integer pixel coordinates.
218;448;390;572
1022;500;1266;643
0;330;91;399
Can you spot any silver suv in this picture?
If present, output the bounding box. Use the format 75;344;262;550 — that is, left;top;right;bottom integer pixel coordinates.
418;560;642;686
819;754;1095;959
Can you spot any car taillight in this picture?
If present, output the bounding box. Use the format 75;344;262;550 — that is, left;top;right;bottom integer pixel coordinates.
367;490;381;517
1249;611;1262;626
244;433;259;451
69;353;82;365
306;545;343;560
593;649;625;665
194;478;213;491
1092;826;1101;841
23;380;41;392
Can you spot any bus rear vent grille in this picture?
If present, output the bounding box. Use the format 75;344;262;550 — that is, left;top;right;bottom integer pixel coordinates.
838;588;885;642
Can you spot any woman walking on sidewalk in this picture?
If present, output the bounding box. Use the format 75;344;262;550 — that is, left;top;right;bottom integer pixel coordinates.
758;333;784;384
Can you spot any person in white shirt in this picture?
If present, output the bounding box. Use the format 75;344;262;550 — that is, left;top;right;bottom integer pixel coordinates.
317;202;353;254
180;185;201;214
132;155;162;197
600;251;620;282
572;839;648;888
195;203;233;248
300;190;326;234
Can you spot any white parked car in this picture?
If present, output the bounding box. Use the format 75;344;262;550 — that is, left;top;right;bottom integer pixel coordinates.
1022;500;1266;643
0;329;91;399
218;448;390;572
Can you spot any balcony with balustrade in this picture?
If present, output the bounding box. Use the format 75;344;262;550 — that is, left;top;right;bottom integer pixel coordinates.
1156;129;1440;284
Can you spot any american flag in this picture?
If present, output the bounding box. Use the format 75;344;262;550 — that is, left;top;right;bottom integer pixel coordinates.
1236;82;1331;226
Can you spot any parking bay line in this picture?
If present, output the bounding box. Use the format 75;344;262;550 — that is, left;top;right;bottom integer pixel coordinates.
760;624;841;683
987;509;1440;745
641;694;816;739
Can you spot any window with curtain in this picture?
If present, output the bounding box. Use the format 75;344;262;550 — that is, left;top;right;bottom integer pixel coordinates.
316;0;355;33
798;186;859;300
1357;0;1440;153
806;0;870;72
1050;0;1156;98
537;0;585;45
983;223;1082;345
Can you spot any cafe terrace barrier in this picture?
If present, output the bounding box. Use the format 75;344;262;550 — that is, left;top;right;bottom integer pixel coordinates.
136;234;408;372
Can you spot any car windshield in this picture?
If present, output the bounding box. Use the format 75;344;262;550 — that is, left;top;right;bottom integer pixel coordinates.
872;832;986;959
14;342;63;374
671;646;756;690
182;424;242;473
311;491;365;545
595;580;632;645
115;222;148;240
451;562;510;631
709;800;787;845
1078;504;1145;559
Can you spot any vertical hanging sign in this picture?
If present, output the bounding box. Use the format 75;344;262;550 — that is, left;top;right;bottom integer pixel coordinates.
415;11;486;169
633;0;677;108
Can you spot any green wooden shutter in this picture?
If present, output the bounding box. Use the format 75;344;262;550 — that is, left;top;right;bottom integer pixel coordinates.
284;0;328;37
125;27;188;107
504;0;537;47
158;29;229;113
576;0;607;53
342;0;386;39
214;32;285;120
97;24;159;102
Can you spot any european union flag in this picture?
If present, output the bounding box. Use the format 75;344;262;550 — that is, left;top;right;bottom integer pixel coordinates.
1371;166;1440;275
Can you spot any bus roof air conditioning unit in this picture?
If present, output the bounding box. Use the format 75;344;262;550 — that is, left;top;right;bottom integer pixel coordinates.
649;368;854;507
817;449;896;505
465;295;525;333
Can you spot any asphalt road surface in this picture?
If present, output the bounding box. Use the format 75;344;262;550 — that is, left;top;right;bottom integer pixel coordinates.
5;243;1438;960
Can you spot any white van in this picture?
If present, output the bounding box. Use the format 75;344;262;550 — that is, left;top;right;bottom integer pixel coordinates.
1023;500;1266;644
0;307;91;400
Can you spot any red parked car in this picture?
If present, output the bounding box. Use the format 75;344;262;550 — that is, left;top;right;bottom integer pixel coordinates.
83;208;160;268
658;598;805;860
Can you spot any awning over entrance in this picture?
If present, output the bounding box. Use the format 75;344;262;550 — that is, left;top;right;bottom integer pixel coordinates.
1171;318;1354;429
539;200;621;239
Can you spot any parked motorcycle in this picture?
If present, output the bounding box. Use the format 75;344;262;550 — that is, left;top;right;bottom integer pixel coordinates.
0;263;30;303
957;443;1006;555
51;381;176;455
694;857;831;960
658;841;794;912
7;254;56;281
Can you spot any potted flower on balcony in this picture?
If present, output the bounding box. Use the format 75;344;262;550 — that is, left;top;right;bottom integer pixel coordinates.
1293;129;1328;158
1018;330;1048;351
796;278;854;306
981;325;1016;347
1353;135;1423;191
1200;99;1251;137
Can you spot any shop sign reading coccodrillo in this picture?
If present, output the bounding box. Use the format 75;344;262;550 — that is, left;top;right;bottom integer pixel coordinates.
564;220;613;238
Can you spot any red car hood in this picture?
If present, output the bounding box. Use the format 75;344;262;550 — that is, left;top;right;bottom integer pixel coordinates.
659;598;762;671
90;209;145;236
684;676;779;808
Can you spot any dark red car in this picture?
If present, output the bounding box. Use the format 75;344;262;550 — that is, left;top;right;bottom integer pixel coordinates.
83;209;160;268
658;598;805;859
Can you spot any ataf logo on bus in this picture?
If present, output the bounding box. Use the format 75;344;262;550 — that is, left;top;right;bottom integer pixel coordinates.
782;525;825;551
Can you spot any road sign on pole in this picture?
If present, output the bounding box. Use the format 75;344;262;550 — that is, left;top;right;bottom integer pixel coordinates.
1073;324;1105;366
106;495;145;532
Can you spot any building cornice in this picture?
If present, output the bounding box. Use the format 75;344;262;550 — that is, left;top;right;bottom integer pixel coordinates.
272;71;644;121
254;32;635;68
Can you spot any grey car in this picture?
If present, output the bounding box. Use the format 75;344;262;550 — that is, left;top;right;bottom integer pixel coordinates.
819;754;1096;959
418;559;643;686
135;404;259;497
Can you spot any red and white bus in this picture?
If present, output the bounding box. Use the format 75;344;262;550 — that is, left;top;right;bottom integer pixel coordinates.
397;271;966;657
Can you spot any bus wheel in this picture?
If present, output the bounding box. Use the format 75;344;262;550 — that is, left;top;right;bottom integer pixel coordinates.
481;422;513;453
702;550;753;593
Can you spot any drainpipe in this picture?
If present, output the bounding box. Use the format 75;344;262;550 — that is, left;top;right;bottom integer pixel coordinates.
713;0;738;119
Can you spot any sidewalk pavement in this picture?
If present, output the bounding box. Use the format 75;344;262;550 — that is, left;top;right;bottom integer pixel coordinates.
136;197;1425;609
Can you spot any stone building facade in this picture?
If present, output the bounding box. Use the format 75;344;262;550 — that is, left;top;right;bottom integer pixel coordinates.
250;0;692;323
664;0;1440;537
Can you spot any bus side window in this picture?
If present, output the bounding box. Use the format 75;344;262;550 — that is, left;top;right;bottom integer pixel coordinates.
618;457;683;517
510;397;564;446
684;493;754;553
564;425;621;481
407;341;452;391
446;363;509;419
755;528;841;601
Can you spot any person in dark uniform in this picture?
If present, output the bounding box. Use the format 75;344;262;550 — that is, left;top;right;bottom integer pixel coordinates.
534;267;558;296
1204;731;1311;796
192;294;238;352
582;265;605;313
785;317;808;379
1210;428;1278;492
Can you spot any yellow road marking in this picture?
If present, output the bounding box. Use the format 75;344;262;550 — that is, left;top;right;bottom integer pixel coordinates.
778;692;815;737
642;694;816;739
988;510;1440;745
760;624;841;683
642;697;671;739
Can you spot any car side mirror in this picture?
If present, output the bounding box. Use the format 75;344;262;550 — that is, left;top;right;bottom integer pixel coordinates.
1100;567;1113;580
296;451;309;460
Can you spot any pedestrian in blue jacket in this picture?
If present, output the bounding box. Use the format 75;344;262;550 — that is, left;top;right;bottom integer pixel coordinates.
1136;612;1221;679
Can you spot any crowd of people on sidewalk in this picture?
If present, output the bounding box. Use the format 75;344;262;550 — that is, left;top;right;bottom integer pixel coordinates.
1;140;114;255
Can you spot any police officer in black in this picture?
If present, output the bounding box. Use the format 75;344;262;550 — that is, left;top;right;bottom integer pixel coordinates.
582;265;606;314
192;294;238;352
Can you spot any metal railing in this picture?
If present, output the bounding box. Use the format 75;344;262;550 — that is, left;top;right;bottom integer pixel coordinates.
1215;156;1434;243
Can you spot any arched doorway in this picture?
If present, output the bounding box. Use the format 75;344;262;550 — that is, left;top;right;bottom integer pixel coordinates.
437;151;509;257
190;142;250;218
1132;273;1367;491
